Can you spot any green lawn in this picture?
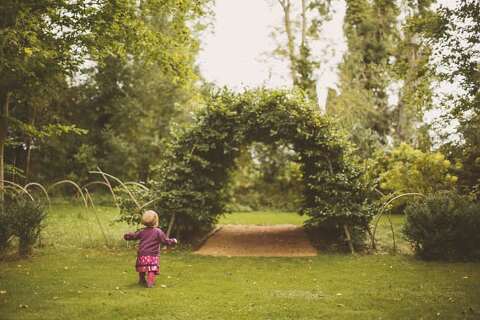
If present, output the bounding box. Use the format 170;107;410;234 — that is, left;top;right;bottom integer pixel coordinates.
0;203;479;319
219;211;308;225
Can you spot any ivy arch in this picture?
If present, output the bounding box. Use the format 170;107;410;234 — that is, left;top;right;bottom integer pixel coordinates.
154;89;373;244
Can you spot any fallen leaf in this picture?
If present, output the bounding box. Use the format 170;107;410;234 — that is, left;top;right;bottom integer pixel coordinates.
160;284;167;288
115;286;120;290
336;293;343;296
0;290;6;294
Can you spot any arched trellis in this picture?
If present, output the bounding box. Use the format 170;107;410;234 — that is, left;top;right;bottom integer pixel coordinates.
153;89;373;249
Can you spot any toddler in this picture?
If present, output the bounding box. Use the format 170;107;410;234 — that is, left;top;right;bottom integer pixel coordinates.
124;210;177;288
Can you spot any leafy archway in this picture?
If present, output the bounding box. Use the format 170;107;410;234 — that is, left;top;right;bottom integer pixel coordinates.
154;89;373;244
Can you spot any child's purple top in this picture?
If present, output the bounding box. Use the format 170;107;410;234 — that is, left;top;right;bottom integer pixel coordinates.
123;227;175;256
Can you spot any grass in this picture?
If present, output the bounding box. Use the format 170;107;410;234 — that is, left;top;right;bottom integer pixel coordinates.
0;203;479;319
218;211;308;226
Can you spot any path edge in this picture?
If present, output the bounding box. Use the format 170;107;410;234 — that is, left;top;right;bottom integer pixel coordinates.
193;226;223;251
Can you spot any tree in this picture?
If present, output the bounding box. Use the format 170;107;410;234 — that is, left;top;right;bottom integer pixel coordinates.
378;143;457;195
327;0;399;143
391;0;436;146
60;0;210;182
428;0;480;195
0;0;88;194
271;0;333;104
1;0;212;185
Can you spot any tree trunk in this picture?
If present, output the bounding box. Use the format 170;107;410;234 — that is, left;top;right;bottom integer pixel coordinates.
343;224;355;254
278;0;298;85
25;106;37;181
301;0;307;48
0;91;10;203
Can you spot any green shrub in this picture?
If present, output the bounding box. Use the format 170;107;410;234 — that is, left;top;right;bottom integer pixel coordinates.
4;196;47;257
377;144;457;213
0;208;13;253
403;191;480;260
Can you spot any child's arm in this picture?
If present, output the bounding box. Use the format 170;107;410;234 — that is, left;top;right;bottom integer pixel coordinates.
124;230;142;241
157;229;177;245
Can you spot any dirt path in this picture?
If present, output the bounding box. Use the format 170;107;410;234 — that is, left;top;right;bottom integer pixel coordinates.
194;224;317;257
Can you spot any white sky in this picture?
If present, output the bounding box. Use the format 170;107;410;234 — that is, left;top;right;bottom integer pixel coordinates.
197;0;458;110
197;0;347;108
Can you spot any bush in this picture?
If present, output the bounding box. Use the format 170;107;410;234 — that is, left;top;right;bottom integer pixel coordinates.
0;195;47;257
377;144;457;213
9;197;47;256
403;191;480;260
0;209;13;253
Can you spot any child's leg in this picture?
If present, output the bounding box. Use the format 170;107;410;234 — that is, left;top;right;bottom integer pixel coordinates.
146;271;156;287
139;272;146;285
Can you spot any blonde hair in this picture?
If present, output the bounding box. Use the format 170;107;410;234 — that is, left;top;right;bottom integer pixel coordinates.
141;210;159;227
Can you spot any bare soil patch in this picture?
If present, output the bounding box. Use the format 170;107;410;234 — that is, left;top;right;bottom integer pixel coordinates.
194;224;317;257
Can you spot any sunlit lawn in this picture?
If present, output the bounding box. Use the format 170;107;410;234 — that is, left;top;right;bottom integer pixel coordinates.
0;202;479;320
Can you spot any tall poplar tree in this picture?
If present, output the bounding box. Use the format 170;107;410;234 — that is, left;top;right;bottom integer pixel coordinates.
326;0;399;152
271;0;332;104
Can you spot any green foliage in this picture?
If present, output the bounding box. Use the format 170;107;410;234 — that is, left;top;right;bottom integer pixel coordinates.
270;0;332;104
379;143;457;194
390;0;435;145
227;143;304;212
9;198;46;256
403;191;480;261
339;0;399;136
326;0;400;167
376;143;456;214
1;0;211;184
329;0;435;152
152;89;373;243
0;195;47;256
0;209;13;253
428;1;480;194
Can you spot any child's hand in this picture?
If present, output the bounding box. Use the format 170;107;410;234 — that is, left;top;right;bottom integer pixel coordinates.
172;238;178;244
